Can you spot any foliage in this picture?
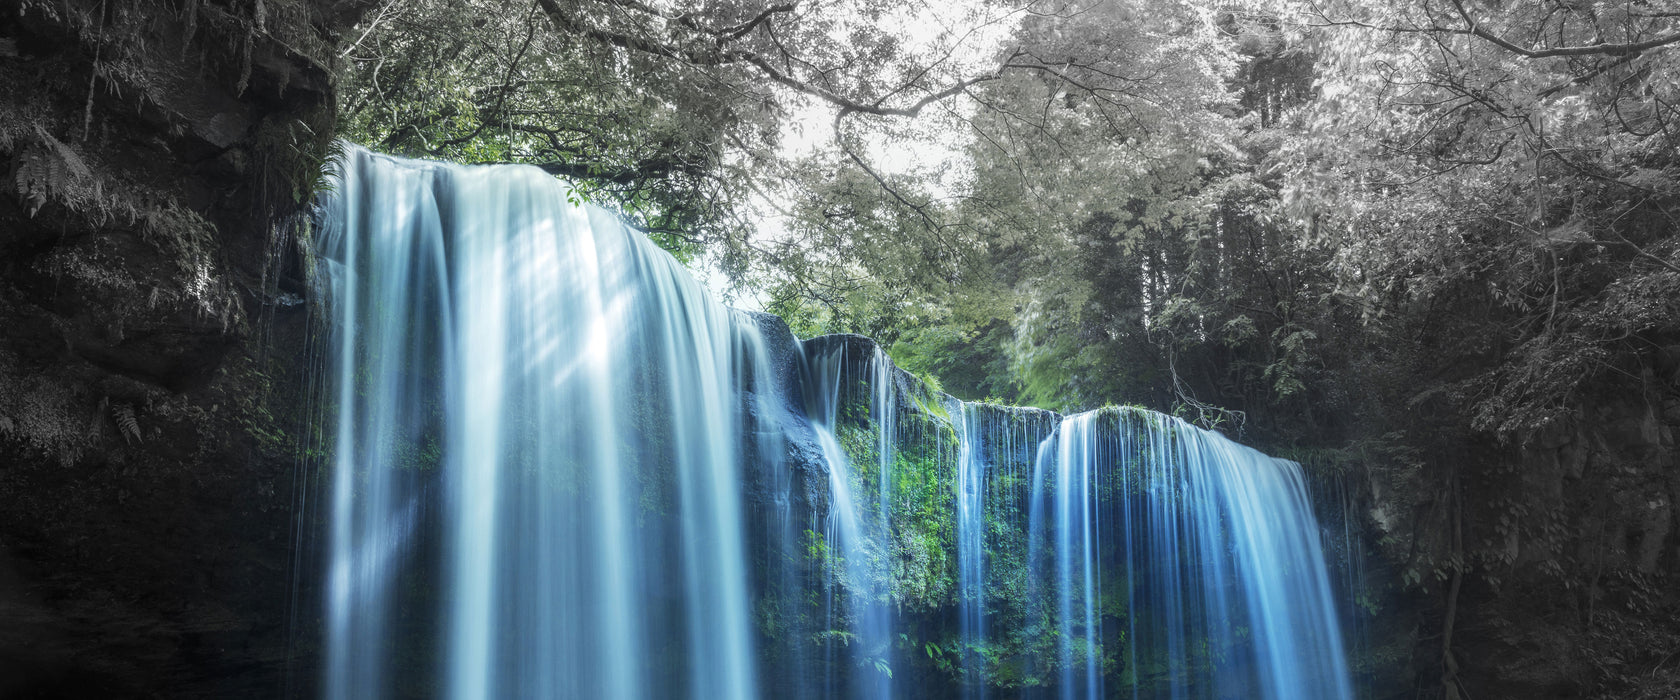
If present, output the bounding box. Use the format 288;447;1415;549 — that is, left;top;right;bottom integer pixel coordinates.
337;0;776;264
1266;0;1680;436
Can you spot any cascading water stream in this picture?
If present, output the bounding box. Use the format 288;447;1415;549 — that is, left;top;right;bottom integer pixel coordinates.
872;347;895;527
871;347;898;695
803;346;894;700
954;403;987;698
1028;408;1355;700
308;146;1358;700
315;146;758;700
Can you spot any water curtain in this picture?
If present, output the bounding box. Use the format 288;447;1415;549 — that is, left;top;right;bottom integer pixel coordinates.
311;148;1355;700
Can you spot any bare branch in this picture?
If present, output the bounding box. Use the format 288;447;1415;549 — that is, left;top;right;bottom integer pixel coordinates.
1447;0;1680;58
718;3;796;42
1307;0;1680;59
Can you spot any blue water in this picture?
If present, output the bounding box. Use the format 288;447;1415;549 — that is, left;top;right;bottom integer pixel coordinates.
310;147;1357;700
1028;408;1355;699
803;344;896;700
315;146;758;700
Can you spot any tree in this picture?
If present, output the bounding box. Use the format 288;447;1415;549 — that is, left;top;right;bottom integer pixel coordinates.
1276;0;1680;434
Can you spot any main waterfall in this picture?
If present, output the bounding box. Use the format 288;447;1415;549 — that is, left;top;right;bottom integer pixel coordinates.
307;147;1359;699
313;146;760;700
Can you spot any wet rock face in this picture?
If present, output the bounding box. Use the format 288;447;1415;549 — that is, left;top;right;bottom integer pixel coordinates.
0;1;364;697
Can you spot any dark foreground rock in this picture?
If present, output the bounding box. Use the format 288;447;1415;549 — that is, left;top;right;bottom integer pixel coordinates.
0;1;363;696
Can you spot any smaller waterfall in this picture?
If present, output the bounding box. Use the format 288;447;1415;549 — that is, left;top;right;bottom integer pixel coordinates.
947;399;1062;700
870;347;898;694
804;347;894;700
1029;408;1354;700
1042;413;1103;700
872;347;896;525
954;403;987;698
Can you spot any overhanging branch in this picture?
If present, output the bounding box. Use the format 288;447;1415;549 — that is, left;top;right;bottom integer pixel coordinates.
1307;0;1680;59
534;0;1044;120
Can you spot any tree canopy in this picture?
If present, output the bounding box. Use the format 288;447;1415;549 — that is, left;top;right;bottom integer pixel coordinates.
334;0;1679;437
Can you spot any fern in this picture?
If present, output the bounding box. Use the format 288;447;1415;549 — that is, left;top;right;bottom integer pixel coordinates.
12;156;49;215
113;402;141;445
12;125;95;217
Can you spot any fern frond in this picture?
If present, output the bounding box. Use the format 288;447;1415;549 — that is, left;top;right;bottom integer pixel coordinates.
13;126;94;217
33;124;90;179
113;402;141;445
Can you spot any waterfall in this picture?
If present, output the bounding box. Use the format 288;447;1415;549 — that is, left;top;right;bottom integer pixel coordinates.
307;147;1357;700
872;347;896;529
954;403;986;698
1048;413;1103;700
314;146;759;700
1028;408;1355;700
869;347;898;697
803;345;895;700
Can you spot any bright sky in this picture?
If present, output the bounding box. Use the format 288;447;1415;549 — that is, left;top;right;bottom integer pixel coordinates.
692;0;1027;309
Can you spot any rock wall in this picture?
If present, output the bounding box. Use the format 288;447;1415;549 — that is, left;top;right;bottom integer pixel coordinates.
1338;341;1680;699
1463;359;1679;699
0;1;363;696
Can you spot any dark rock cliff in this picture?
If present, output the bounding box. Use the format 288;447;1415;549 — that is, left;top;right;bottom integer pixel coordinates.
1328;342;1680;699
0;1;364;696
1453;374;1680;699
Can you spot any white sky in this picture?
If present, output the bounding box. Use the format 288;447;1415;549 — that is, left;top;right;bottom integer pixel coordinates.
692;0;1025;308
